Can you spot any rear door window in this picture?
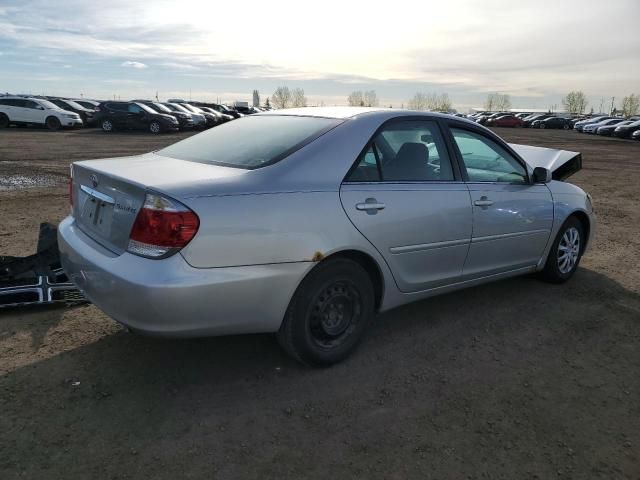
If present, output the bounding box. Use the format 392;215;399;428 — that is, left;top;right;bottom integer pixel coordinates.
347;120;455;182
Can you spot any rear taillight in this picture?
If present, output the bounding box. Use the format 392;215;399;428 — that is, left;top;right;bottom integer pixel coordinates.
127;193;199;259
69;165;74;212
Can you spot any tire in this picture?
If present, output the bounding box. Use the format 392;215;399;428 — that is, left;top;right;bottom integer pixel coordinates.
539;123;546;129
0;114;9;128
149;121;162;134
540;216;584;284
277;258;375;366
101;119;114;132
563;124;570;130
46;116;61;131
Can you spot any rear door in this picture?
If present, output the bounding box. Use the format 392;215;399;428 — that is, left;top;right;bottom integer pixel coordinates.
446;125;553;279
340;118;472;293
106;102;129;128
8;99;28;122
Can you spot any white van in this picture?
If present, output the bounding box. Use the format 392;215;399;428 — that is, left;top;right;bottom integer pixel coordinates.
0;96;83;130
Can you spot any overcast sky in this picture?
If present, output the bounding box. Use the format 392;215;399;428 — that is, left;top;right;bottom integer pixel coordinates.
1;0;638;110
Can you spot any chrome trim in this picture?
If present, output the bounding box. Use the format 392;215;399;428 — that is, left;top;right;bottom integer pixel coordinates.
471;229;550;244
80;185;115;204
390;238;470;254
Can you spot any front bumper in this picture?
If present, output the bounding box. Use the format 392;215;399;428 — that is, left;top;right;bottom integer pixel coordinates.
58;217;310;337
64;118;83;127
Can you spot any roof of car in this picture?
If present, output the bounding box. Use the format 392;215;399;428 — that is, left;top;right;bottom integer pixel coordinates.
258;106;468;122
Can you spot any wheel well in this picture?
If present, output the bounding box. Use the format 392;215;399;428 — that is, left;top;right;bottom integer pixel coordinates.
320;250;384;311
45;115;59;123
570;211;591;252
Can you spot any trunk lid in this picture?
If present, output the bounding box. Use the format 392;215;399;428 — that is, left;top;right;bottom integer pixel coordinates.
71;153;244;254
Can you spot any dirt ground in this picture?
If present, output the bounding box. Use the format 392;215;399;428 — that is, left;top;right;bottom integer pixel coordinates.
1;126;639;479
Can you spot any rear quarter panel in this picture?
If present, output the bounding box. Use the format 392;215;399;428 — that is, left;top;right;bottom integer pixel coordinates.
180;192;383;268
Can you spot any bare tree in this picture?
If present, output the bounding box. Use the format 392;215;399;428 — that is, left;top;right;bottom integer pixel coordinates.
348;91;364;106
408;92;451;111
621;94;639;117
562;91;588;115
271;86;292;109
408;92;429;110
364;90;379;107
291;88;307;107
484;92;511;111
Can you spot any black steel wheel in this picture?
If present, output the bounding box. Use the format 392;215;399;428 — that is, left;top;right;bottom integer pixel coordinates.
277;258;375;366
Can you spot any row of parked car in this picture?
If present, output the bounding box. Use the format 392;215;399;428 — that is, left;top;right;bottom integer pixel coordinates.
466;111;640;139
572;115;640;138
0;94;270;133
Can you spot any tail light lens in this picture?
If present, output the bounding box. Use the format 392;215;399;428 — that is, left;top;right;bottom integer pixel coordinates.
127;193;199;259
69;165;74;212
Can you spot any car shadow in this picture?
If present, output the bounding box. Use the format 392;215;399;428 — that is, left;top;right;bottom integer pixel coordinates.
1;267;639;478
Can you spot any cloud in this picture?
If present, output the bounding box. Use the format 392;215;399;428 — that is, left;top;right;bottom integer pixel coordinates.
160;62;199;71
121;60;147;69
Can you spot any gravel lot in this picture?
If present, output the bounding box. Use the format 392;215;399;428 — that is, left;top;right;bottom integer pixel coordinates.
1;126;639;479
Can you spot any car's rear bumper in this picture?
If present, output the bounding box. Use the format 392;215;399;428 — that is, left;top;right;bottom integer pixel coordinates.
58;216;310;337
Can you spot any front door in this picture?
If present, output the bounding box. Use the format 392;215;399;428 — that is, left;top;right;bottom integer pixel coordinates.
340;119;472;293
448;127;554;278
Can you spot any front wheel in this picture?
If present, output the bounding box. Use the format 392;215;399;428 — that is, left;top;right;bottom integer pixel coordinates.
0;114;9;128
539;123;546;129
46;116;61;131
101;119;114;132
541;217;584;283
149;121;162;134
563;124;570;130
277;258;375;366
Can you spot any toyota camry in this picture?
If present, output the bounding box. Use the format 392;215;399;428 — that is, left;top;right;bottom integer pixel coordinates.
58;107;595;366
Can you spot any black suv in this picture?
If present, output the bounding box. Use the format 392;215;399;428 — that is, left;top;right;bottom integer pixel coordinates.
95;101;179;133
49;98;96;126
135;100;195;130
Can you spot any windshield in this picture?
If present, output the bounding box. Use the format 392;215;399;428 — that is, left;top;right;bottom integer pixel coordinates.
168;103;191;114
64;100;85;110
152;102;172;113
157;115;342;169
37;100;60;109
182;104;203;113
135;102;158;114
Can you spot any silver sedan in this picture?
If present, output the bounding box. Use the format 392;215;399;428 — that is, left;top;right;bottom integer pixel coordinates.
58;107;595;366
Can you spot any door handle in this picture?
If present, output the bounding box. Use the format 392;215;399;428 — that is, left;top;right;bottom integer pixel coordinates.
356;198;385;214
474;196;494;207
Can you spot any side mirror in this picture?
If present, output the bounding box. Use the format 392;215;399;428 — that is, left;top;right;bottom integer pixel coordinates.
532;166;552;183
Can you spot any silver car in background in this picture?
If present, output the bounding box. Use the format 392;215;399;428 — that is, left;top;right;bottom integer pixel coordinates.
58;107;594;366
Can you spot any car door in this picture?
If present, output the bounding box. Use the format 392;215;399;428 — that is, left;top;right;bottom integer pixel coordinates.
447;125;554;279
340;119;472;293
23;100;47;124
8;99;29;122
126;103;147;130
107;103;129;128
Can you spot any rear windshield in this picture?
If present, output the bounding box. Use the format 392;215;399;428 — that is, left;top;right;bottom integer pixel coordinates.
157;115;342;169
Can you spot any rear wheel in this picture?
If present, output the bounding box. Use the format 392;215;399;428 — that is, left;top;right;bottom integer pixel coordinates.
541;217;584;283
46;116;61;131
101;119;114;132
277;258;375;366
149;121;161;134
563;123;570;130
0;114;9;128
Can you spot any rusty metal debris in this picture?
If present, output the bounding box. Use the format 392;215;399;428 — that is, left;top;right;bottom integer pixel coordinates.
0;223;86;309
